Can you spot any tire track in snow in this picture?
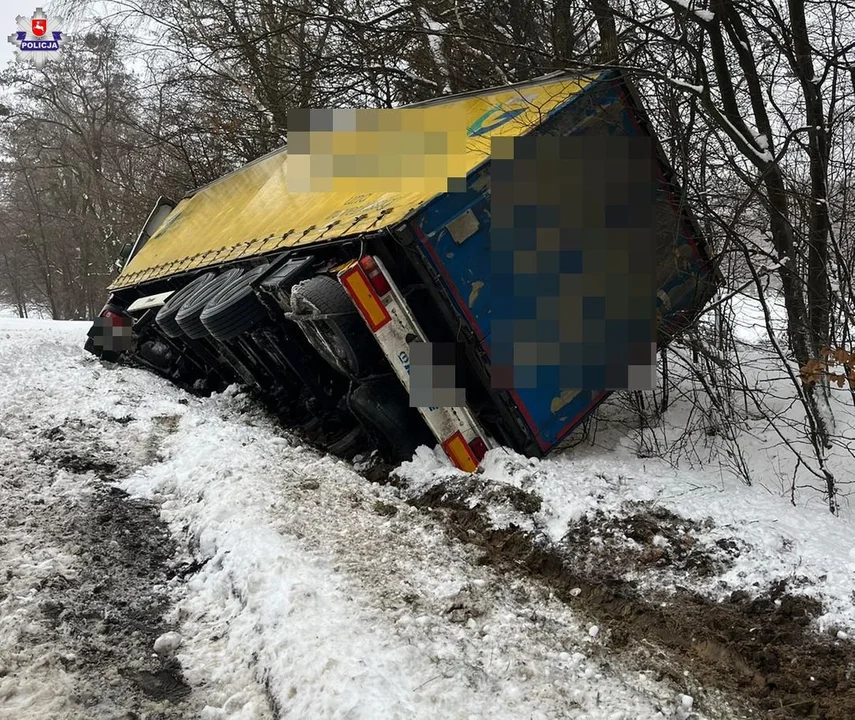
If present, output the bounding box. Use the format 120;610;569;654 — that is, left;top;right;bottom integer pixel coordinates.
0;424;200;719
0;320;216;720
122;387;730;720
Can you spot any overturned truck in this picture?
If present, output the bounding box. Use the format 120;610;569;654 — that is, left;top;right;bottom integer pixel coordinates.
86;69;719;470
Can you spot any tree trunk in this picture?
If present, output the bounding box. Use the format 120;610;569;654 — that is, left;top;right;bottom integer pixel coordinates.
589;0;618;63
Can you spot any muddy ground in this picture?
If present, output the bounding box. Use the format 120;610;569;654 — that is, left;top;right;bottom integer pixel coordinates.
379;468;855;720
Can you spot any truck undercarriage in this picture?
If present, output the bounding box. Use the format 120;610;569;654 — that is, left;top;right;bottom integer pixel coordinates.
89;236;496;466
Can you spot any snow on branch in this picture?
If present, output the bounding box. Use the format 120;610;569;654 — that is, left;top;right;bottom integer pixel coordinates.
670;0;715;23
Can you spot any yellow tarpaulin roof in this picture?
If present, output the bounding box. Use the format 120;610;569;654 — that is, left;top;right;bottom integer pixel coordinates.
111;72;596;290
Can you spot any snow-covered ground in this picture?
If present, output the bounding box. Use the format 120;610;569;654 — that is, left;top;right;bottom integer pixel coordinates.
0;318;731;719
399;440;855;633
2;316;854;719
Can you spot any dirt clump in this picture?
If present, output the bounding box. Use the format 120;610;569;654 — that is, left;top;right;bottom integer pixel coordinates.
407;473;544;517
362;461;396;485
563;502;745;578
372;500;399;516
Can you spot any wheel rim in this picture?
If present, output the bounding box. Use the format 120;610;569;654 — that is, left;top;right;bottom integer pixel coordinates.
299;298;353;373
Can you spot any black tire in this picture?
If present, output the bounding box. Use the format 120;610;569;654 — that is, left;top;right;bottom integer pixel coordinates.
349;376;436;462
155;272;217;338
137;339;173;371
290;275;381;377
325;425;364;457
175;268;245;339
200;263;272;341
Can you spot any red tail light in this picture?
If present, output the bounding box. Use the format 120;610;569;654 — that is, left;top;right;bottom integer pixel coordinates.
103;310;123;325
102;310;132;327
469;436;488;462
359;256;391;296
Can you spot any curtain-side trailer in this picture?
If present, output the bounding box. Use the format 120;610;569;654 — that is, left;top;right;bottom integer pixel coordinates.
86;69;720;470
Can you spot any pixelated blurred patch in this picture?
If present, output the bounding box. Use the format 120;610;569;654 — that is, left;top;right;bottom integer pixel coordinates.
408;340;466;408
490;134;656;228
488;134;657;394
88;316;133;353
286;106;468;194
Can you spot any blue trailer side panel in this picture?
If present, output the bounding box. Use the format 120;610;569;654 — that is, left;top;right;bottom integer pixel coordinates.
410;71;717;453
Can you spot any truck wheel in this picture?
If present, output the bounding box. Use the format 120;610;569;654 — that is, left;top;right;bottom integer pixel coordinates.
349;377;436;462
156;271;217;338
325;425;364;458
137;338;173;371
200;263;271;341
290;275;380;378
175;267;246;339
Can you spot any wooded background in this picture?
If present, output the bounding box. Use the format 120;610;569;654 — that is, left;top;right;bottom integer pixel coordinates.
2;0;854;507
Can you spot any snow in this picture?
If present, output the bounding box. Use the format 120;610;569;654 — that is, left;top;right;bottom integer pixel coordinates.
668;77;704;94
398;68;440;88
153;631;183;657
123;386;690;718
728;290;787;343
671;0;715;22
419;10;451;95
0;317;733;719
718;113;775;163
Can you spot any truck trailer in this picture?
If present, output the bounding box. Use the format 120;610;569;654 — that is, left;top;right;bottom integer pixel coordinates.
85;69;719;470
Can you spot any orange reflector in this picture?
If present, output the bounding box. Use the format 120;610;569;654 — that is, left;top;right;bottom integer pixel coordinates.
339;264;391;332
442;431;479;473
